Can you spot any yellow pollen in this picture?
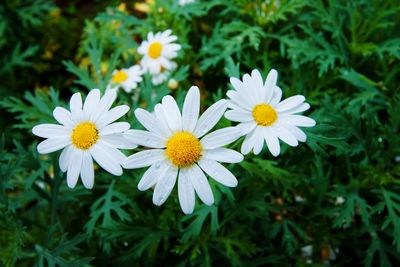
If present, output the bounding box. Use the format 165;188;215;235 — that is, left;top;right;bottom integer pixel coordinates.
165;132;202;168
148;41;163;59
71;122;99;150
252;104;278;126
112;70;128;83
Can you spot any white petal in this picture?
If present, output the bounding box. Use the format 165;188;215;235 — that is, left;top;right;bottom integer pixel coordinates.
178;168;195;214
252;127;265;155
67;149;83;188
182;86;200;132
270;86;282;106
241;127;259;155
285;124;307;142
32;124;70;138
237;121;257;136
152;164;178;206
92;89;117;123
80;151;94;189
201;127;241;150
53;107;73;127
224;109;253;122
204;148;243;164
134;108;170;139
99;122;130;135
282;115;316;127
193;99;227;138
89;143;123;175
97;105;130;129
137;161;168;191
122;149;165;169
276;95;306;112
101;133;137;149
69;92;82;112
37;138;70;154
161;95;182;132
198;159;238;187
59;145;73;172
83;89;101;118
264;69;278;103
189;164;214;206
275;124;299;147
124;130;165;148
263;127;280;157
280;103;310;115
154;104;173;136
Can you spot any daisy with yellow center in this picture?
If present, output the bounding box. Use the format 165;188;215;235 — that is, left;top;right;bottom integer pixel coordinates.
137;30;181;75
32;89;136;189
122;86;242;214
108;65;143;93
225;69;316;156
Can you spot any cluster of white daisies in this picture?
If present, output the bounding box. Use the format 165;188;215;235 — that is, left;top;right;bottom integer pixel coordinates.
33;68;315;214
107;29;181;93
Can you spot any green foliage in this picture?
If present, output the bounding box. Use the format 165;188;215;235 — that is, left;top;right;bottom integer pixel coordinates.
1;0;400;266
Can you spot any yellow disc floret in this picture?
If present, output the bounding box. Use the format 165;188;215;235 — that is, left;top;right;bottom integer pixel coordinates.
165;131;202;168
252;104;278;126
112;70;128;83
148;41;163;59
71;122;99;150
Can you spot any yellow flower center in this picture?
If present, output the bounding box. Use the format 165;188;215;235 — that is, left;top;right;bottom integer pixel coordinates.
148;41;163;59
252;104;278;126
71;122;99;150
165;131;202;168
112;70;128;83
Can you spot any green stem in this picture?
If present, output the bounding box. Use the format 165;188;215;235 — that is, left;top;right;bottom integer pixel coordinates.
45;156;62;246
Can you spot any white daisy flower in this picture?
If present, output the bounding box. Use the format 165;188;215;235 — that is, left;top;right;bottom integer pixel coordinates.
138;30;181;75
122;86;242;214
32;89;136;189
225;69;316;157
179;0;196;6
151;62;177;85
108;65;143;93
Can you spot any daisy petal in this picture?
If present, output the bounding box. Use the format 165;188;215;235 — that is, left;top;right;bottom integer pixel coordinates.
280;103;310;115
276;125;299;147
101;133;137;149
270;86;282;106
182;86;200;132
92;89;117;122
59;145;73;172
276;95;306;112
70;92;82;112
53;107;73;127
189;164;214;206
161;95;182;132
285;124;307;142
252;127;265;155
99;122;130;135
224;109;253;122
178;168;196;214
83;89;101;117
152;164;178;206
264;69;278;103
203;148;244;163
193;99;227;138
135;108;170;139
237;121;257;136
124;130;165;148
90;143;123;175
32;124;69;138
201;127;241;150
97;105;130;129
198;158;238;187
37;138;70;154
122;149;165;169
283;115;316;127
81;151;94;189
137;161;168;191
241;127;259;155
67;149;83;189
264;127;280;157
